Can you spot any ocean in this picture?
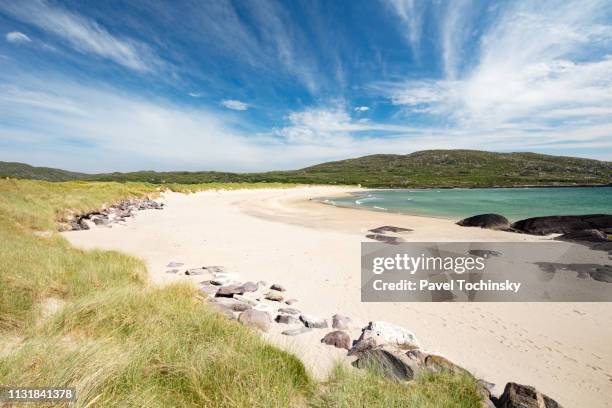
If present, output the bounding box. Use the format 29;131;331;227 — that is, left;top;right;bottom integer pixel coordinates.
320;187;612;221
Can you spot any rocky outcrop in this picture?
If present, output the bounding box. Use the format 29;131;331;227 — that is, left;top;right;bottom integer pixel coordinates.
511;214;612;235
497;382;563;408
457;213;510;230
68;198;163;230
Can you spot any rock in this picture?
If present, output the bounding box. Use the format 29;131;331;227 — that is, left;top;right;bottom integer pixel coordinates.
352;348;418;381
321;330;351;349
351;321;420;354
239;281;259;292
457;214;510;230
405;349;428;365
270;283;286;291
234;295;258;306
204;265;226;274
210;277;232;286
365;234;404;244
208;303;235;320
332;314;352;330
238;309;271;332
253;303;275;318
469;249;502;258
497;382;563;408
369;226;412;234
185;268;206;275
167;261;184;267
477;380;496;408
557;229;610;243
215;284;244;297
282;327;312;336
210;297;252;312
278;307;301;316
166;269;179;274
199;284;219;297
511;214;612;235
284;299;298;305
265;290;284;302
275;314;301;324
423;354;468;374
300;314;328;328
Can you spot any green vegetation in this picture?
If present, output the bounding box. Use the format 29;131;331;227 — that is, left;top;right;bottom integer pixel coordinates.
3;150;610;188
0;161;88;181
0;179;481;407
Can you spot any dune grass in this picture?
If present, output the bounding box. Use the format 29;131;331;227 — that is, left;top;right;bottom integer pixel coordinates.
0;179;481;407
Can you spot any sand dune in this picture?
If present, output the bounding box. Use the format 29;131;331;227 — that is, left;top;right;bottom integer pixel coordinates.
62;186;612;408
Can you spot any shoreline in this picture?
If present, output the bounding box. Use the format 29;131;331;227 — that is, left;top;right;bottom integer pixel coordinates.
62;186;612;408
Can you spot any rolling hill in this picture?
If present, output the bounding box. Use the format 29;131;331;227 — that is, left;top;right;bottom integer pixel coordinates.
2;150;611;188
0;161;89;181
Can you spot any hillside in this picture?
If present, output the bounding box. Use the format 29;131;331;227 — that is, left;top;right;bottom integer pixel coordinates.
3;150;611;187
0;161;89;181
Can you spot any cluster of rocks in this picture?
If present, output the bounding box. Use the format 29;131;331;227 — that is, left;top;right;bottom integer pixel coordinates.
187;263;563;407
68;198;163;230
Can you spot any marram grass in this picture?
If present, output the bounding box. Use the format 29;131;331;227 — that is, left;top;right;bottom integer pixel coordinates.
0;179;481;407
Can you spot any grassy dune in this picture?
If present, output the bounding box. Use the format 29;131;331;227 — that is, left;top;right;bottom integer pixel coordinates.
0;179;481;407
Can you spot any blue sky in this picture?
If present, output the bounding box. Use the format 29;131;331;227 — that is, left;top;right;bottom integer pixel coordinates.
0;0;611;172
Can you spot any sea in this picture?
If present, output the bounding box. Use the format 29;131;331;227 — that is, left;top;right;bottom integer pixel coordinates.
320;187;612;221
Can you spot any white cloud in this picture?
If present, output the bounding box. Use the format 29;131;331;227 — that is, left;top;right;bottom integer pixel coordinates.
221;99;249;111
6;31;31;44
354;106;370;112
0;1;160;72
188;92;202;98
386;0;424;55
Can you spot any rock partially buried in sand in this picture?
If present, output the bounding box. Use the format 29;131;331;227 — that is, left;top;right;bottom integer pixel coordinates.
270;283;286;292
368;226;412;234
278;307;301;316
332;314;352;330
234;295;258;306
300;314;328;329
210;297;251;312
457;214;510;230
351;321;420;354
284;299;298;305
275;314;301;325
511;214;612;235
185;267;206;275
167;261;184;268
282;327;312;336
239;281;259;292
497;382;563;408
215;284;245;297
557;229;610;243
238;309;271;332
265;290;284;302
321;331;351;349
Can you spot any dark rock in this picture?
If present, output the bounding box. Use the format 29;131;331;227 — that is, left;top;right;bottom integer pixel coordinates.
270;283;286;292
557;229;610;243
321;330;351;349
332;314;352;330
457;214;510;230
239;281;259;292
469;249;502;258
352;348;418;381
275;314;301;324
282;327;312;336
368;226;412;234
215;284;244;297
512;214;612;235
535;262;612;283
300;314;328;328
365;234;404;244
238;309;271;332
497;382;563;408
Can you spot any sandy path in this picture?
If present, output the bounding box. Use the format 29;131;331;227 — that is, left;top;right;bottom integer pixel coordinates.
62;186;612;408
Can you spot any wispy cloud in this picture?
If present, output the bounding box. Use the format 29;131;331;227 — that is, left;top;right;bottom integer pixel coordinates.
0;0;160;72
5;31;31;44
221;99;249;111
354;106;370;112
386;0;424;56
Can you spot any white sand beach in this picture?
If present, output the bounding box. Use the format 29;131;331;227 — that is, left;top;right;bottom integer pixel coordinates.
62;186;612;408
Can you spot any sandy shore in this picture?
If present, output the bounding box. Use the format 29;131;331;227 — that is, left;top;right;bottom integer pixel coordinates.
62;186;612;408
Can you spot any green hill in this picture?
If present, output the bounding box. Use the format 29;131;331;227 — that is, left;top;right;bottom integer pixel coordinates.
3;150;611;188
0;161;89;181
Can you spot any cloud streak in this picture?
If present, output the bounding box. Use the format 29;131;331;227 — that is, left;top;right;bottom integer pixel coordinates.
221;99;249;111
5;31;31;43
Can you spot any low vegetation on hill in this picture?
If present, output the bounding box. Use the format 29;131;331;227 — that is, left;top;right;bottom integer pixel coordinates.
3;150;610;188
0;179;480;407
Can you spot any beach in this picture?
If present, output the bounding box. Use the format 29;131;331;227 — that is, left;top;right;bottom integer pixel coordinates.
62;186;612;408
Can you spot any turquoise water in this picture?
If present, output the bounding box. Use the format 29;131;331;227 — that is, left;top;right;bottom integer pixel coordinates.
321;187;612;221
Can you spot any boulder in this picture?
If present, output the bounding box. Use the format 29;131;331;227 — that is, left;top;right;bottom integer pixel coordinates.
557;229;610;243
511;214;612;235
253;303;276;318
332;314;352;330
215;284;244;297
278;307;301;316
239;281;259;292
270;283;286;291
497;382;563;408
321;331;351;349
234;295;258;306
275;314;301;325
457;214;510;230
352;348;418;381
199;283;219;297
476;380;496;408
238;309;271;332
300;314;328;328
210;297;251;312
282;327;312;336
423;354;468;374
351;321;420;354
265;290;284;302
